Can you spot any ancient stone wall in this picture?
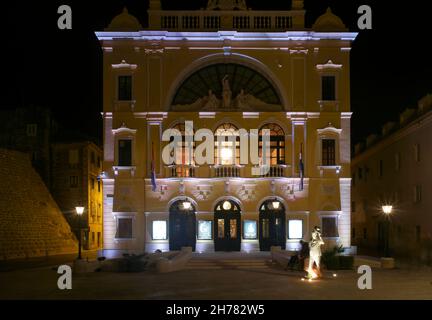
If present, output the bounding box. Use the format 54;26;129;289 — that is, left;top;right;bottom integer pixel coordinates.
0;149;77;260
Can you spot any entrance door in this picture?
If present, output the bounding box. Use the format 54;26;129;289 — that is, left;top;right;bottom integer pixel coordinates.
214;200;241;251
169;200;196;251
259;200;286;251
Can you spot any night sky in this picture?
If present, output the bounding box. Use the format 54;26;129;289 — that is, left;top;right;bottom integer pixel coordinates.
3;0;432;146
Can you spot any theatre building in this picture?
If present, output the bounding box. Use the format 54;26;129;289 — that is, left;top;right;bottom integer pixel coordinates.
96;0;357;257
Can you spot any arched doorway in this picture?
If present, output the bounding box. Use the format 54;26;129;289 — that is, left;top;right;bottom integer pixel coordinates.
169;199;196;251
259;199;286;251
214;199;241;251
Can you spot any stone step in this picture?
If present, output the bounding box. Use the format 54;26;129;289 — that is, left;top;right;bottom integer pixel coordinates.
185;259;271;270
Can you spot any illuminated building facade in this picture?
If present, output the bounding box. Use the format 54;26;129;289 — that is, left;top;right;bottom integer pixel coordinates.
352;94;432;260
96;0;357;256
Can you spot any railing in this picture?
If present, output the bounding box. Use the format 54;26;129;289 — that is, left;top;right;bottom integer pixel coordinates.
167;165;195;178
213;165;241;177
261;165;287;177
154;10;300;31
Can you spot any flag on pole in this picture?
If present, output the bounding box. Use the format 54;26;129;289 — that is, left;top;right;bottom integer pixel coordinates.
299;143;304;191
151;142;157;192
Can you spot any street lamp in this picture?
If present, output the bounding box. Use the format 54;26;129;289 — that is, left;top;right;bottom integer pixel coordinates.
75;206;85;260
381;205;393;257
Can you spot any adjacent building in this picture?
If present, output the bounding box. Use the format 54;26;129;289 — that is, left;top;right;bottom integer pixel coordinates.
352;93;432;261
51;142;104;250
0;106;59;188
96;0;357;257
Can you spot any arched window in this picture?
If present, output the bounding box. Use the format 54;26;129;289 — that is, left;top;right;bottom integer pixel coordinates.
168;123;195;177
214;123;240;165
259;123;285;165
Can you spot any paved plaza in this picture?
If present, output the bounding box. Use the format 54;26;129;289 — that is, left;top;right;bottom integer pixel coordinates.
0;253;431;300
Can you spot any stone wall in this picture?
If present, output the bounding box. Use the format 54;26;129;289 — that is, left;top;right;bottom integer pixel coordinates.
0;149;77;260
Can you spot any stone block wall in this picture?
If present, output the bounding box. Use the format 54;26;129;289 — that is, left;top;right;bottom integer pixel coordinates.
0;149;77;260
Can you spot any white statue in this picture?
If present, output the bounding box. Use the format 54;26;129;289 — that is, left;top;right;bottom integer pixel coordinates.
307;226;324;279
222;75;232;108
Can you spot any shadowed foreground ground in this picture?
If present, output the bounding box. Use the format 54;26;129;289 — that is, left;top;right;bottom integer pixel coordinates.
0;259;431;300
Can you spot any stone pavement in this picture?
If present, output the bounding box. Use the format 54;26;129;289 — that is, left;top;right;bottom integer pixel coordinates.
0;254;431;300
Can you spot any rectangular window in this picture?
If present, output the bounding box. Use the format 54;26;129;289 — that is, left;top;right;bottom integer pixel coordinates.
69;176;78;188
322;139;336;166
152;220;166;240
322;217;338;238
414;144;420;162
288;219;303;239
118;139;132;166
69;149;79;164
243;220;257;239
91;178;95;190
98;180;101;192
197;220;212;240
116;218;133;239
379;160;383;178
395;153;400;171
26;124;37;137
118;75;132;101
97;232;101;247
321;75;336;101
414;185;422;203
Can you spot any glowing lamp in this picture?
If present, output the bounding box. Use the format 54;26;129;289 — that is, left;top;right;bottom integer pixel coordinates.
75;206;85;215
182;201;192;210
382;205;393;215
222;200;232;210
272;201;280;210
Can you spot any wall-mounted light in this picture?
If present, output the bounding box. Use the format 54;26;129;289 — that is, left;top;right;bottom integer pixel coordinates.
222;200;232;210
182;201;192;210
382;205;393;215
272;199;280;210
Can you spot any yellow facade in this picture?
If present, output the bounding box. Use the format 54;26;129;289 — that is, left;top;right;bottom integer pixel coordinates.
96;1;357;256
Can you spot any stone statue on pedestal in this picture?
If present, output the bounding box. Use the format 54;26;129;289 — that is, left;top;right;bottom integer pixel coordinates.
307;226;324;279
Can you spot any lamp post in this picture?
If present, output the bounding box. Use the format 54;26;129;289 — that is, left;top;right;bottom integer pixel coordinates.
75;206;85;260
382;205;393;257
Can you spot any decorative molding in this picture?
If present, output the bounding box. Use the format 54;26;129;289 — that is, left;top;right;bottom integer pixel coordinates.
112;123;137;135
316;59;343;71
145;48;164;54
317;123;342;135
112;59;137;70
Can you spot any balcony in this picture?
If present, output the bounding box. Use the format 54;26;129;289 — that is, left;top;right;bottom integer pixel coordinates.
212;165;241;177
166;165;196;178
260;165;288;177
